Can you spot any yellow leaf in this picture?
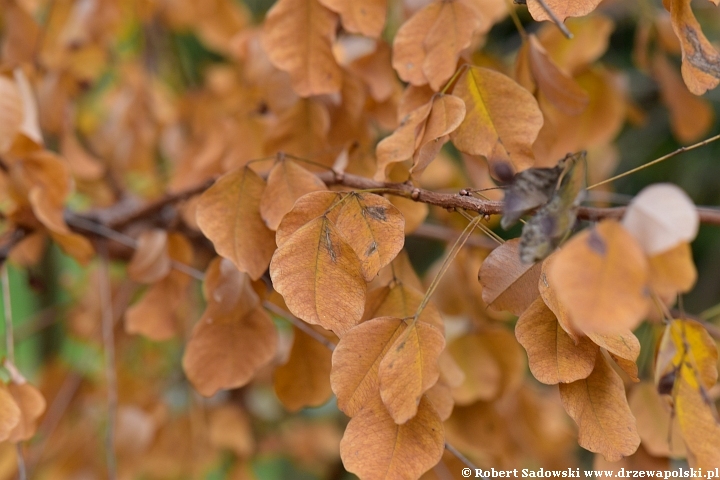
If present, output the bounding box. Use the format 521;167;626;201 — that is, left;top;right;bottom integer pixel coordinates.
270;216;366;336
559;354;641;461
668;0;720;95
670;319;718;390
546;220;650;335
379;321;445;424
516;297;598;385
274;326;334;412
392;0;480;90
451;67;543;172
334;192;405;281
340;397;444;480
675;374;720;468
318;0;386;37
526;0;602;23
648;242;697;304
127;229;171;284
479;238;542;316
260;159;327;231
629;381;685;458
262;0;342;97
196;167;275;280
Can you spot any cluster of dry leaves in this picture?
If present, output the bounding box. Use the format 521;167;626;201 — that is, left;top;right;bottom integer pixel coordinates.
0;0;719;477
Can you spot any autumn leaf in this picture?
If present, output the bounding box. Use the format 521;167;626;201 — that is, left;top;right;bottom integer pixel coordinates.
0;73;23;153
668;0;720;95
622;183;699;255
340;397;444;480
516;297;598;385
409;94;465;179
364;282;443;329
451;67;543;172
648;242;697;303
526;0;603;23
270;216;366;336
559;354;641;461
0;385;20;442
260;158;327;231
392;0;479;90
262;0;342;97
208;405;255;458
334;192;405;281
6;381;46;442
183;259;277;396
629;382;685;458
274;326;334;411
127;229;171;284
675;374;720;468
196;166;276;280
318;0;386;37
275;191;342;247
378;321;445;424
546;220;650;335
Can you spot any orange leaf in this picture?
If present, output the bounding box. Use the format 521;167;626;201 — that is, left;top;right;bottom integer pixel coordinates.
527;0;603;23
6;381;46;442
274;326;334;411
516;297;598;385
208;405;255;457
648;242;697;304
378;321;445;424
0;73;23;153
447;333;501;404
451;67;543;172
629;381;685;458
270;216;366;336
196;167;275;280
559;354;641;461
262;0;342;97
479;238;542;316
364;282;443;329
546;220;650;335
275;191;342;247
0;385;20;442
375;100;433;181
668;0;720;95
127;229;172;284
260;159;327;231
392;0;479;90
340;396;444;480
536;15;614;75
334;192;405;281
318;0;386;37
675;374;720;468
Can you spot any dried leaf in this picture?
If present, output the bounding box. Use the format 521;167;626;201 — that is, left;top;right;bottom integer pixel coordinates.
559;354;641;461
364;283;443;329
675;374;720;468
262;0;342;97
622;183;699;255
516;297;598;385
208;405;255;457
270;216;366;336
451;67;543;172
275;191;342;247
648;242;697;303
0;385;20;442
127;229;171;284
392;0;479;90
318;0;386;37
629;381;684;458
260;159;327;231
409;94;465;179
375;100;433;181
479;238;542;316
7;381;46;442
378;321;445;424
334;192;405;281
340;397;444;480
274;326;334;411
527;0;603;23
196;167;276;280
536;15;614;75
546;220;650;335
669;0;720;95
447;333;501;404
0;73;23;153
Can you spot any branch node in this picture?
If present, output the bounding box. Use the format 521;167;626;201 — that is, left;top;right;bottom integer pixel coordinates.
411;188;421;200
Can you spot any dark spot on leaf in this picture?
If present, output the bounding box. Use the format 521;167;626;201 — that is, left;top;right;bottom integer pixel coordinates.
683;26;720;77
366;241;377;257
587;228;607;256
657;368;677;396
364;206;387;221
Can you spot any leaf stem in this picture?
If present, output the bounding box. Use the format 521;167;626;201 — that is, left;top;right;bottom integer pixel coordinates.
588;133;720;190
532;0;573;39
440;64;470;95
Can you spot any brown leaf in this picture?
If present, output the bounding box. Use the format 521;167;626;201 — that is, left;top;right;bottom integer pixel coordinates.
183;261;277;397
378;321;445;424
546;220;650;335
208;405;255;457
127;229;172;284
559;354;641;461
451;67;543;172
392;0;479;90
629;381;684;458
318;0;386;37
264;98;331;159
196;167;276;280
262;0;342;97
653;52;714;143
516;297;598;385
479;239;542;316
527;0;603;23
648;242;697;304
447;333;501;404
275;191;342;247
364;282;443;329
270;216;366;336
526;35;589;115
668;0;720;95
274;326;334;411
0;73;23;153
536;15;614;75
675;374;720;468
424;380;454;422
260;159;327;231
0;384;20;442
340;397;444;480
334;192;405;281
59;129;105;181
375;100;433;181
622;183;699;255
7;381;46;442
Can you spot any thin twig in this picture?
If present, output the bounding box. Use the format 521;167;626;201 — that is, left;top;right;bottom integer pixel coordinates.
411;223;499;249
263;301;337;351
532;0;572;38
98;243;117;480
444;442;486;480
